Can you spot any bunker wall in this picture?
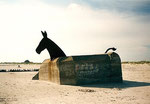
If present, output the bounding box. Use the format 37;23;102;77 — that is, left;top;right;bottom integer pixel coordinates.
38;52;122;85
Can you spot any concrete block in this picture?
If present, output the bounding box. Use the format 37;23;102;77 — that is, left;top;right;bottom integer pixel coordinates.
35;52;122;85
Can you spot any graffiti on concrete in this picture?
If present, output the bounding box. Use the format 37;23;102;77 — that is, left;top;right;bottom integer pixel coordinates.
75;63;99;78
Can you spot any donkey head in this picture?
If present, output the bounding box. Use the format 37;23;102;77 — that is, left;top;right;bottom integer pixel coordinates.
36;31;48;54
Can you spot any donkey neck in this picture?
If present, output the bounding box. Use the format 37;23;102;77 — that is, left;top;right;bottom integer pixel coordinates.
45;38;66;60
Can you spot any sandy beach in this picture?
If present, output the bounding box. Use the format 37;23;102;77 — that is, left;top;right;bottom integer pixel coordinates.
0;63;150;104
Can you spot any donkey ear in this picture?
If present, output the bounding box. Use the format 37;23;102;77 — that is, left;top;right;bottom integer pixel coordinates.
41;31;44;35
44;31;47;35
41;31;47;38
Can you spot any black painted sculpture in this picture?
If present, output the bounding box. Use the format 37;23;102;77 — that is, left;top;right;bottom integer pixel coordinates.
36;31;116;60
36;31;66;60
105;47;116;53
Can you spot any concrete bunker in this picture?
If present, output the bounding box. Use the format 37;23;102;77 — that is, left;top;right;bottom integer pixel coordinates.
33;52;122;85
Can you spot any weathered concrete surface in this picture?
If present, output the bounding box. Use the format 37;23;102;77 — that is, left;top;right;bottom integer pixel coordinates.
35;52;122;85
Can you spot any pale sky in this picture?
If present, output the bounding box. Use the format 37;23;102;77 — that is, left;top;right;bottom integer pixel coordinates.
0;0;150;62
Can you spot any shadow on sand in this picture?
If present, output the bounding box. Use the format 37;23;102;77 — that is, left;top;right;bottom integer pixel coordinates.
80;80;150;89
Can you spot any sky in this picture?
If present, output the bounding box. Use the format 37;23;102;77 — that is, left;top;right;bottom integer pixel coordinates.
0;0;150;62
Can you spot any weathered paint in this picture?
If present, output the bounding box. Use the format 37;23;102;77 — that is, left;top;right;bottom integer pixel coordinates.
34;52;122;85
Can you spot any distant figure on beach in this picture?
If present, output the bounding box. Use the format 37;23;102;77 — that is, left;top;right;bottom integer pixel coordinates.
18;65;21;68
36;31;66;60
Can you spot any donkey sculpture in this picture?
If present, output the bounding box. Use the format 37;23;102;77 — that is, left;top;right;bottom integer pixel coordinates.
36;31;66;60
34;31;121;83
36;31;116;61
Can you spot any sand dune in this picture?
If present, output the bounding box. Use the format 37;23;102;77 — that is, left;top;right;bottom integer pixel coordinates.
0;64;150;104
